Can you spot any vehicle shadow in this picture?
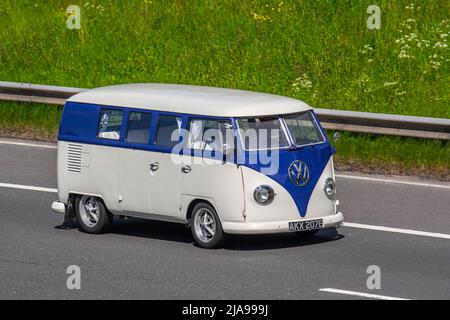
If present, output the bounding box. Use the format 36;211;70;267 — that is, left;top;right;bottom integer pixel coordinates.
54;220;78;230
54;217;344;250
54;217;194;244
113;219;195;244
223;228;344;251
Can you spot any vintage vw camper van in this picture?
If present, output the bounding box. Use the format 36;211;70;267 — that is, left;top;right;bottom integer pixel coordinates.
51;84;343;248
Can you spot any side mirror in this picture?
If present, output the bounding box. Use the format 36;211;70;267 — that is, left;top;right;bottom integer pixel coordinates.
331;132;340;153
333;132;341;143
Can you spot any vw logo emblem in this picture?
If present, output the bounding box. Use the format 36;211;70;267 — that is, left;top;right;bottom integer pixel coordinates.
288;160;310;187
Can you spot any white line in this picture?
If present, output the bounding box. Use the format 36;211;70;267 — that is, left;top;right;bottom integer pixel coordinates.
319;288;410;300
1;181;450;241
342;222;450;240
0;183;57;193
2;181;450;240
0;139;56;149
336;174;450;190
1;139;449;189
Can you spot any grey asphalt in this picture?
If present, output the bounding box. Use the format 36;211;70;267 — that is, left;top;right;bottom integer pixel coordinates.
0;141;449;299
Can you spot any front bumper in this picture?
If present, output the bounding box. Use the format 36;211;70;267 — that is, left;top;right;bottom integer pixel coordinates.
222;211;344;235
51;201;66;214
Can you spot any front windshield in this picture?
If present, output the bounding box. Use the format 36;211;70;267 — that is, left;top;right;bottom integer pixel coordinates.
237;111;325;150
283;111;325;147
237;116;290;150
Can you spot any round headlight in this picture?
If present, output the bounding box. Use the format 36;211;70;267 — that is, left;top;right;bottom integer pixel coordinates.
324;178;336;198
253;185;275;205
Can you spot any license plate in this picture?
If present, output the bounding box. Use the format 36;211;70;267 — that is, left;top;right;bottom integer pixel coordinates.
289;219;323;232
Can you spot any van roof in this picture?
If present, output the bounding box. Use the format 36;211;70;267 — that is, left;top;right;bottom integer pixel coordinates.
67;83;312;117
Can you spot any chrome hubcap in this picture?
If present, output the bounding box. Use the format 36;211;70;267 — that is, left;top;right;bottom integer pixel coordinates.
194;208;216;243
79;196;100;228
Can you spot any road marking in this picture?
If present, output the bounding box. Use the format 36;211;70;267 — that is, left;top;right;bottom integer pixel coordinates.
0;139;56;149
0;183;57;193
336;174;450;190
1;181;450;240
319;288;410;300
342;222;450;240
1;139;449;189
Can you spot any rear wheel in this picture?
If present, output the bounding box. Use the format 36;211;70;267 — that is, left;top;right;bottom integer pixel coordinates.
191;203;224;249
75;195;112;234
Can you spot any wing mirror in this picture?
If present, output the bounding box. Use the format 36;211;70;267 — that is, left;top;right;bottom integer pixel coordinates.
331;132;340;153
333;132;341;143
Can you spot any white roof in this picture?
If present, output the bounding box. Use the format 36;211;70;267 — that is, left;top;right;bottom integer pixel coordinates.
67;83;312;117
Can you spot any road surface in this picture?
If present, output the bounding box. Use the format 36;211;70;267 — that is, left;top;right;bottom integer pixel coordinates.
0;139;449;300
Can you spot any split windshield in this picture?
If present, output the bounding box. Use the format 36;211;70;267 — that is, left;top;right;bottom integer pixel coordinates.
237;111;325;150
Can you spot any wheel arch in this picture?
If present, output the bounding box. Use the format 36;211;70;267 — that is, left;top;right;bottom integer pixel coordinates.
186;198;217;222
69;192;108;208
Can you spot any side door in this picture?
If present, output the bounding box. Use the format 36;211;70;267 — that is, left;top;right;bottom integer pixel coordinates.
181;117;245;223
148;113;183;219
119;110;153;214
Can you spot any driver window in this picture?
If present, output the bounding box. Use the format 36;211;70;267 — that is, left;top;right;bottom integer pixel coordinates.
98;109;123;140
186;118;233;152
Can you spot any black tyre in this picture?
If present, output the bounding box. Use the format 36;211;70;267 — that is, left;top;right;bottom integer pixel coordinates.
75;195;113;234
190;202;224;249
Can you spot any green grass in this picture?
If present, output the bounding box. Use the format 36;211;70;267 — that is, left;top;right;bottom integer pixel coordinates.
0;1;449;176
0;101;61;141
0;0;449;117
333;132;450;178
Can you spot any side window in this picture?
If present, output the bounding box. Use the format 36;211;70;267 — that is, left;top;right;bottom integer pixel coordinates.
126;112;152;144
154;115;182;147
186;118;233;151
98;109;123;140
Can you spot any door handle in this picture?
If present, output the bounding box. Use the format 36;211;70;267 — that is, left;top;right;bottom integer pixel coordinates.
149;162;159;172
181;165;192;174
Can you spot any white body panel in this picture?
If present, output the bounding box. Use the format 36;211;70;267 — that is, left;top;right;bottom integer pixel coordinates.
240;157;338;222
305;158;337;218
180;156;245;223
119;148;151;214
67;83;311;117
57;139;342;234
56;80;344;235
149;153;183;217
57;141;121;212
57;141;246;224
221;157;342;234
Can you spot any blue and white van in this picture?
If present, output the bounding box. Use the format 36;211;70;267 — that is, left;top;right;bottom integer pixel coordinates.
51;84;343;248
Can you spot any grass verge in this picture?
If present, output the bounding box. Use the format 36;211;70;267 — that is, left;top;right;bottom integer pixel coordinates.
0;102;448;180
0;102;61;141
333;132;450;180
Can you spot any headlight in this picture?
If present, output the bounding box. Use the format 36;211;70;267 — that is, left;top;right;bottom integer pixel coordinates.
253;185;275;205
324;178;336;198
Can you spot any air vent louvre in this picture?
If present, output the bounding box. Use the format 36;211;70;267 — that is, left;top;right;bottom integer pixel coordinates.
67;144;82;173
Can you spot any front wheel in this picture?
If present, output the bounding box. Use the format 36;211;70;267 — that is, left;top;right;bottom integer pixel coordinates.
75;195;112;234
191;203;224;249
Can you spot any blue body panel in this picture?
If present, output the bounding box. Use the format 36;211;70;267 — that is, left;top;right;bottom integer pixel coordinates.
242;144;332;217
